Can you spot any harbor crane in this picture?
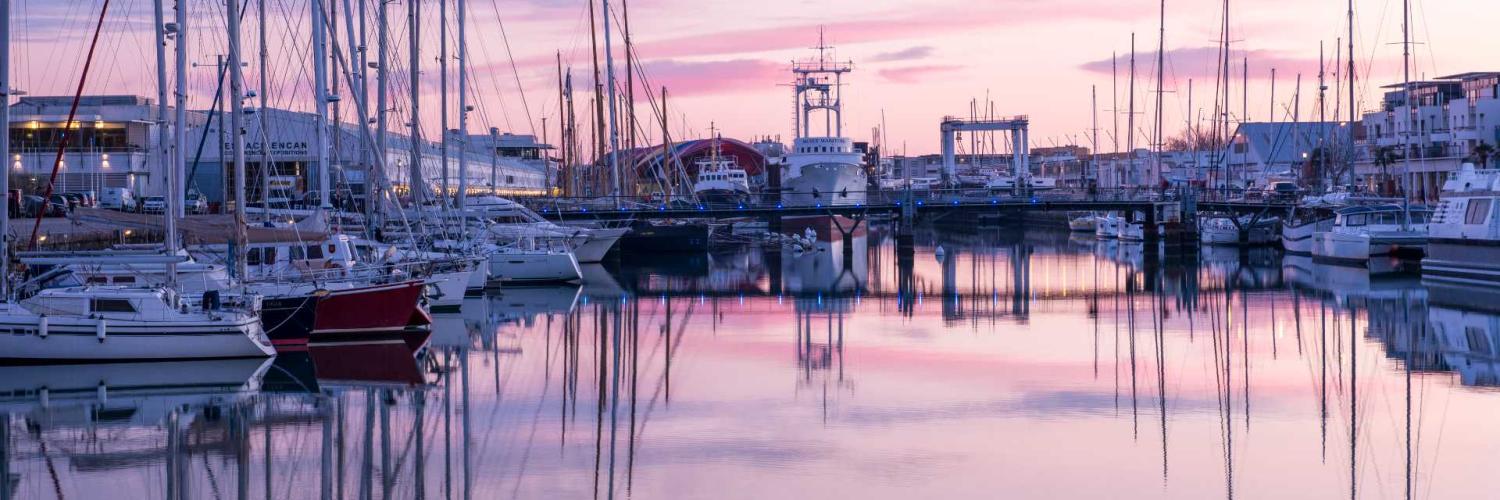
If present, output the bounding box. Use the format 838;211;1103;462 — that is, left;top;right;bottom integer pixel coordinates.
940;115;1031;195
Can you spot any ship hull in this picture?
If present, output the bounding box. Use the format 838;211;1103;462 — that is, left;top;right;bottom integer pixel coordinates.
311;281;430;338
781;163;867;207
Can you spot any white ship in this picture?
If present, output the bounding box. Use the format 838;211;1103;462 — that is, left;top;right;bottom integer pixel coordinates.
780;32;867;207
693;135;753;206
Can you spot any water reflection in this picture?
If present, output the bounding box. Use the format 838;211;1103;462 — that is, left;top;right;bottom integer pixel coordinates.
5;222;1500;498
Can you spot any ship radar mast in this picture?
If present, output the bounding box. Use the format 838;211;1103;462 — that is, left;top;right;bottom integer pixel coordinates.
792;27;853;139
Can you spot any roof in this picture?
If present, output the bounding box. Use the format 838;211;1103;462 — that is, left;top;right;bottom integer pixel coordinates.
1230;122;1350;166
1435;72;1500;81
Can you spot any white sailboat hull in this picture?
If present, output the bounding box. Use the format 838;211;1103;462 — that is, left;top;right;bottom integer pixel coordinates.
425;270;471;312
572;227;627;263
488;251;582;284
0;308;271;362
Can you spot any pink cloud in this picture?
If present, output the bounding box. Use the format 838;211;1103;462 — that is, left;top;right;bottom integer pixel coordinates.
1079;47;1329;82
879;65;962;84
636;59;784;97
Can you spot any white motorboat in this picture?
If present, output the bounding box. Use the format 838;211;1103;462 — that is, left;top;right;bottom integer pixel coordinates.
1423;163;1500;285
1095;211;1120;239
464;195;625;263
1312;204;1431;265
1281;209;1337;254
0;286;272;362
1200;215;1279;246
1068;212;1098;232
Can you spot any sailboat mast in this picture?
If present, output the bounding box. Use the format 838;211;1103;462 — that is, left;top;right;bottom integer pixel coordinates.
438;0;449;204
456;0;468;208
1152;0;1165;184
1346;0;1356;188
1126;34;1136;185
602;0;623;206
259;0;272;215
1400;0;1412;223
1318;42;1327;192
408;0;423;205
375;0;388;223
228;0;249;279
173;0;187;222
0;0;8;295
312;0;332;209
152;0;176;287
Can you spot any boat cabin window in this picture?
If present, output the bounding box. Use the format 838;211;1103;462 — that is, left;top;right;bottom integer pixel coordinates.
91;298;136;314
1466;199;1492;225
113;276;135;284
265;247;279;264
307;245;324;259
85;276;108;284
1343;214;1368;226
1466;327;1494;355
247;248;262;265
1410;211;1431;224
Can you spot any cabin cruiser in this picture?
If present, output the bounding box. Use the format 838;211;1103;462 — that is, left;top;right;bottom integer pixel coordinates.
1068;212;1098;232
0;286;272;362
1200;215;1279;246
1424;163;1500;285
463;195;626;263
1312;204;1431;265
1281;207;1337;254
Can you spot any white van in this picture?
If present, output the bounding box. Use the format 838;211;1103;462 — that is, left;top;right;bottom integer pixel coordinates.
100;187;137;211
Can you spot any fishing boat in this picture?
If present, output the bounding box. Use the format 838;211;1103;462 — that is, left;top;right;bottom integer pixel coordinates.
1311;205;1431;265
1423;163;1500;285
692;134;753;206
0;286;272;362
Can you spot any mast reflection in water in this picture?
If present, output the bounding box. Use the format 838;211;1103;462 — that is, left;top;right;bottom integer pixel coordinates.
3;222;1500;498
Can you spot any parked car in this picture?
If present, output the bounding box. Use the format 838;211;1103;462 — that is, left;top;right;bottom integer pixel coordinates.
60;193;84;209
141;196;167;214
99;187;137;212
62;191;95;208
1264;181;1302;202
23;195;65;217
48;194;75;212
184;194;208;214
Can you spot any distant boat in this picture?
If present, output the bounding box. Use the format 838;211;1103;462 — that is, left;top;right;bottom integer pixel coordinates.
692;135;753;206
1068;212;1097;232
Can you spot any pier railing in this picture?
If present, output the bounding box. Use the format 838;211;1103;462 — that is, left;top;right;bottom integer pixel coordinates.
508;187;1203;215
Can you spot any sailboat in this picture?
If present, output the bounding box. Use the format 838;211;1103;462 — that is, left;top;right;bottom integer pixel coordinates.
0;2;271;362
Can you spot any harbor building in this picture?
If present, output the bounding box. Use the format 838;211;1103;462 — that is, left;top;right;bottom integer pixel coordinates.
1353;72;1500;201
8;95;179;197
4;94;551;210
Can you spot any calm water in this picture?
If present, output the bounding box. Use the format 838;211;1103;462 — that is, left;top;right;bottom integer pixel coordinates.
3;223;1498;499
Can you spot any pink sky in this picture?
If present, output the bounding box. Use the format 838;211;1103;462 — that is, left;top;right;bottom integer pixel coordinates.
13;0;1497;156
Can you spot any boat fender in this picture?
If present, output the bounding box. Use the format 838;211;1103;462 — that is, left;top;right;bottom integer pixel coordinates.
97;318;107;342
38;315;47;338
